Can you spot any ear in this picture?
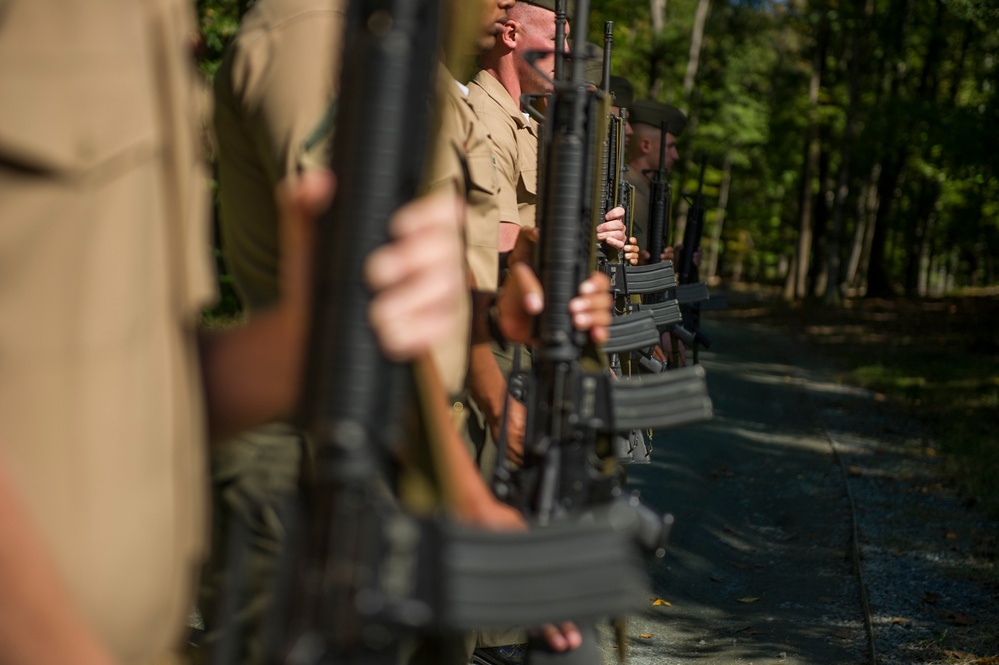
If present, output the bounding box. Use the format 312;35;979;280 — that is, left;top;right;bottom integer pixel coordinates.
500;19;518;50
640;135;653;155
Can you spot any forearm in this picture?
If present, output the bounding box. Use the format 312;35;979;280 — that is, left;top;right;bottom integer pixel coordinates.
466;342;509;427
198;304;307;443
0;466;118;665
412;358;518;528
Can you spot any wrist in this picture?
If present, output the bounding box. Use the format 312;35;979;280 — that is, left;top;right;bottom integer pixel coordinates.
486;296;508;350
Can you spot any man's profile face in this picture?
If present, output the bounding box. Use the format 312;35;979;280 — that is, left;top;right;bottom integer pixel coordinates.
477;0;516;51
662;132;679;171
513;7;569;95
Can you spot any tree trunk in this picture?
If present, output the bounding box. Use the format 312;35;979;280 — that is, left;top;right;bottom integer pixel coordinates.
707;152;733;280
682;0;711;101
844;202;867;294
861;0;911;298
794;9;827;300
825;0;872;304
858;180;880;295
783;250;798;301
865;164;897;298
902;0;946;297
649;0;667;98
808;136;832;297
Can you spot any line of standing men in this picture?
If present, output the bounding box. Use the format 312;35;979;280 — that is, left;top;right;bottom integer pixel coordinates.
199;1;628;663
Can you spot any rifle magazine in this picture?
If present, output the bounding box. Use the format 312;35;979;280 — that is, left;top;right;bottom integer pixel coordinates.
440;517;647;630
609;366;713;432
674;282;710;305
621;262;677;294
644;299;683;328
604;310;660;354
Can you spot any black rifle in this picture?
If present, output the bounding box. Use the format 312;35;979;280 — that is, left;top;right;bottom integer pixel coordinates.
646;121;671;267
679;157;707;285
677;157;712;361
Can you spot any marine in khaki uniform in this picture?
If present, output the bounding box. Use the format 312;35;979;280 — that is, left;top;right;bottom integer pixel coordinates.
198;3;347;664
0;2;215;663
467;68;541;241
624;99;687;261
463;0;560;490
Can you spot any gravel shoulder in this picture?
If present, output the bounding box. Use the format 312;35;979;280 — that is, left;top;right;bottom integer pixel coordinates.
602;302;999;665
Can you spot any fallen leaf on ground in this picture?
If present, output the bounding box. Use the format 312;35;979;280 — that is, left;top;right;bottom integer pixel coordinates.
639;634;652;639
734;626;763;635
945;612;977;626
890;617;911;624
652;598;672;607
737;596;761;603
943;649;975;661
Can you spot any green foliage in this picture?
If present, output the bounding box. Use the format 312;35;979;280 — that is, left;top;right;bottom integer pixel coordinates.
195;0;240;76
588;0;999;293
196;0;243;318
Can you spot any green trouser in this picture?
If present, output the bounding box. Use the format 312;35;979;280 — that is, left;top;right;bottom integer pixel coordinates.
465;341;532;483
460;341;532;661
192;422;305;665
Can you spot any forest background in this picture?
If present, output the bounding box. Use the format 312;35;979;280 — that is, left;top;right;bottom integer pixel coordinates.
197;0;999;303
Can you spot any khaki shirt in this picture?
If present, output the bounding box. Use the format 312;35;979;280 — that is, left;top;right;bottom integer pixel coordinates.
467;70;541;229
292;64;475;396
214;0;346;312
626;166;650;252
0;1;215;662
430;75;501;294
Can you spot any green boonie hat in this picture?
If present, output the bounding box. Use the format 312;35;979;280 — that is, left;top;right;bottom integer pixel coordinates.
519;0;558;12
609;76;634;108
518;0;575;19
582;42;602;86
629;99;687;136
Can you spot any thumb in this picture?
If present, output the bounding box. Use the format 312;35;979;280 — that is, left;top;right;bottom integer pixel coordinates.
510;262;544;315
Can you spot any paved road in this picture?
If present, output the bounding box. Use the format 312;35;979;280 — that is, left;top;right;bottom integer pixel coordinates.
600;316;871;665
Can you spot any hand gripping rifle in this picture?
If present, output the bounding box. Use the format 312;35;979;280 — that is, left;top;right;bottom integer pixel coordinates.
261;2;664;664
500;1;713;661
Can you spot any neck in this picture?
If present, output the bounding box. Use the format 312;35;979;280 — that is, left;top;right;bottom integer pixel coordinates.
630;155;655;183
480;51;523;109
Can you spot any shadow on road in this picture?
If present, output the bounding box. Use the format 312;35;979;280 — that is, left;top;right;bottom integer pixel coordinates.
617;320;871;665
